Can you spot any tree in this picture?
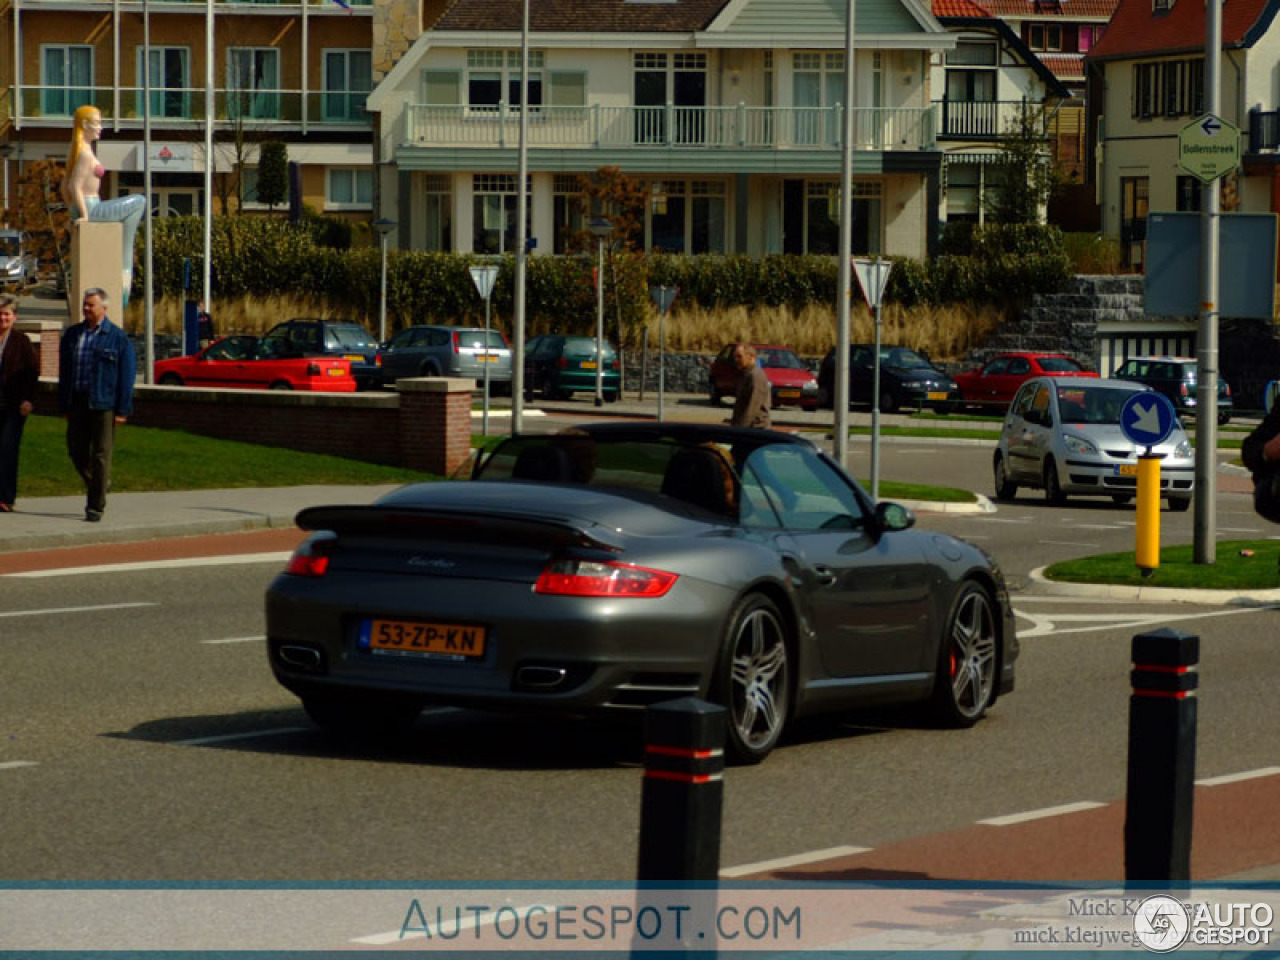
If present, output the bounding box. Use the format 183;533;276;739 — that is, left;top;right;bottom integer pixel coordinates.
985;103;1061;225
256;141;288;211
12;159;73;313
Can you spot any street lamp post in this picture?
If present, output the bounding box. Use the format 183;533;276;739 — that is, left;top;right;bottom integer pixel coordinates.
588;217;613;407
373;218;396;344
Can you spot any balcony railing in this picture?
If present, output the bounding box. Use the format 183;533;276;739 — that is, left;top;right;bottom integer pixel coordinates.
15;0;372;8
402;103;937;152
5;85;372;129
1248;106;1280;154
933;99;1043;140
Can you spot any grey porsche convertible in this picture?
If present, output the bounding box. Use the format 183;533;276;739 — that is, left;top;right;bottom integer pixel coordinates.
266;423;1017;763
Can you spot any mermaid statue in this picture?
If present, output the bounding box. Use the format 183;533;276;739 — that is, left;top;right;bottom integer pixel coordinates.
61;105;146;308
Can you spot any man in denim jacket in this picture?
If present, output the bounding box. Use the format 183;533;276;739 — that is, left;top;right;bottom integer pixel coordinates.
58;287;136;522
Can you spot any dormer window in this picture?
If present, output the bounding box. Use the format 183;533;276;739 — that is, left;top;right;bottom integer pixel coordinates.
1153;0;1172;12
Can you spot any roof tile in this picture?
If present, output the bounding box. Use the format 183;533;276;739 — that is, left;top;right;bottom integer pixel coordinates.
436;0;730;32
1086;0;1272;59
933;0;993;16
981;0;1118;19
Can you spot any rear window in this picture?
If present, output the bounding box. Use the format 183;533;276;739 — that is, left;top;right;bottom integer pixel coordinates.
1056;384;1140;424
1038;356;1083;373
758;348;805;370
454;330;509;349
327;325;375;349
562;339;617;361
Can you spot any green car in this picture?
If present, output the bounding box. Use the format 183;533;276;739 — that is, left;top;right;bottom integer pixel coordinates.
524;334;621;402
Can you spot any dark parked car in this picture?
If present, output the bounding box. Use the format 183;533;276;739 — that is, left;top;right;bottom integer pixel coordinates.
265;422;1017;764
260;319;382;390
380;325;511;391
708;343;820;409
524;334;621;402
1112;356;1233;425
819;344;960;413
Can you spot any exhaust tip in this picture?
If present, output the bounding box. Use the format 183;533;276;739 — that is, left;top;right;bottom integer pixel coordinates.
279;644;322;670
515;665;569;690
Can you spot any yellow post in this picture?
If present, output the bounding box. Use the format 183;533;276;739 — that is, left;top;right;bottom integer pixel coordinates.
1135;455;1162;572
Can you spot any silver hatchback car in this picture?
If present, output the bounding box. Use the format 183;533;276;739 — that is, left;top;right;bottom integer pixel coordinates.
379;324;512;391
993;377;1194;511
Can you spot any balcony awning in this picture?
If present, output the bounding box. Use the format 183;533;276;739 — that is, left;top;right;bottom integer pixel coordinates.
944;152;1005;165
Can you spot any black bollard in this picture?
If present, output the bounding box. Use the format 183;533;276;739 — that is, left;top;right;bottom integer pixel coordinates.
636;697;725;883
1125;628;1198;886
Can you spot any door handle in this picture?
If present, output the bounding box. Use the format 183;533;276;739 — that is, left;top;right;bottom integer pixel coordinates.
812;564;837;587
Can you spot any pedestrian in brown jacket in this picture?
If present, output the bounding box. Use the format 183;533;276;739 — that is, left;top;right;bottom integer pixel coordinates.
729;342;772;429
0;294;40;511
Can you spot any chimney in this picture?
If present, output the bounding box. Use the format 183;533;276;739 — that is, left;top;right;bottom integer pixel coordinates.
373;0;448;81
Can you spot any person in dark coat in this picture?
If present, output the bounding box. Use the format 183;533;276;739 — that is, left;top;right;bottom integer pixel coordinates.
729;342;771;429
0;294;39;512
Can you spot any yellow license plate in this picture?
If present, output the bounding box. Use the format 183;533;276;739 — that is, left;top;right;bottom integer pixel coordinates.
362;618;486;659
326;368;345;377
778;390;800;398
344;354;364;363
927;391;948;401
580;361;598;369
477;354;496;362
1116;464;1139;476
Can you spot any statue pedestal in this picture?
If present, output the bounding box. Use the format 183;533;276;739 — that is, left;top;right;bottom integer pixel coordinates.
71;222;123;317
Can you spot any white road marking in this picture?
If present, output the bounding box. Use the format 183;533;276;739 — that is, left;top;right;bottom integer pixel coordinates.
719;846;872;878
0;761;38;771
1218;527;1262;533
201;636;265;645
173;727;308;747
984;517;1033;524
0;601;156;620
1013;604;1272;639
1040;540;1101;548
1196;767;1280;787
978;801;1106;826
1072;524;1126;530
3;552;292;579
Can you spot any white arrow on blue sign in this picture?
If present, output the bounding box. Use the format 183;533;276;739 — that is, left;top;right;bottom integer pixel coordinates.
1120;391;1178;448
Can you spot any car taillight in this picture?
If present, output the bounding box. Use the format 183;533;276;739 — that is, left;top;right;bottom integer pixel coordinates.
500;333;511;347
285;539;332;578
609;359;620;371
375;354;382;366
1180;383;1189;396
452;332;461;354
307;362;321;376
557;357;569;369
535;560;677;598
1225;382;1232;396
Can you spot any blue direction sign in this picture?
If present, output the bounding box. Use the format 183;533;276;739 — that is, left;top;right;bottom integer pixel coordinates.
1120;391;1177;448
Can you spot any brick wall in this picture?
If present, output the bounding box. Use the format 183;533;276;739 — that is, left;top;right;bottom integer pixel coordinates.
16;320;61;380
32;377;476;477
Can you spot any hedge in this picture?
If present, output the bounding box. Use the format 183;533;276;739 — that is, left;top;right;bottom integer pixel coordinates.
136;217;1071;336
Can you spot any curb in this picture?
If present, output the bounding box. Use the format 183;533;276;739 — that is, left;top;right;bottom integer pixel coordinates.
1028;565;1280;606
896;493;996;515
6;513;301;554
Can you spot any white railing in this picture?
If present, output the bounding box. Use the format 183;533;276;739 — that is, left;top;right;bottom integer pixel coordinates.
403;103;936;152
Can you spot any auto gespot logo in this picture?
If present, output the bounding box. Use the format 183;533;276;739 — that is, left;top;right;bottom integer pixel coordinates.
1133;895;1274;952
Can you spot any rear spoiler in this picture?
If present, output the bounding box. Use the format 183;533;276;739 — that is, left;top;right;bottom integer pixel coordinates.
294;505;623;553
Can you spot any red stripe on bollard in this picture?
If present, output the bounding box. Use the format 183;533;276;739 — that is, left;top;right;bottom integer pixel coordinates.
1132;689;1193;699
643;769;720;784
645;745;719;760
1133;664;1193;674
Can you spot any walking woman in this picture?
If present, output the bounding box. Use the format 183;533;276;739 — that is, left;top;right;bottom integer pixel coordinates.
0;294;39;512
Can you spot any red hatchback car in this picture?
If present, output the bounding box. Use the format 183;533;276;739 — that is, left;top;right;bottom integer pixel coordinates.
155;335;357;392
709;344;820;409
953;351;1096;410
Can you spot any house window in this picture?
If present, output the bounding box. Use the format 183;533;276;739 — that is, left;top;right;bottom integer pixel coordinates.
633;52;707;144
643;179;726;254
422;173;451;252
945;163;982;222
240;167;263;208
1120;176;1149;270
472;173;530;254
804;181;881;255
1078;25;1105;52
1153;0;1172;12
137;47;189;119
323;49;371;121
41;45;93;116
1132;58;1203;119
948;42;997;66
1176;175;1202;212
227;48;280;119
466;49;543;111
1027;24;1063;52
326;167;372;209
553;173;584;254
792;51;845;145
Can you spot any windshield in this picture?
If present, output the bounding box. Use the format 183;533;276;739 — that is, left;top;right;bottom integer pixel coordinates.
880;348;932;369
1056;384;1141;424
758;348;805;370
1038;356;1083;373
563;339;617;361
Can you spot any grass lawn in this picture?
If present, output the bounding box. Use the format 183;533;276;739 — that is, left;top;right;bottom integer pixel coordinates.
1043;539;1280;590
18;415;437;497
873;480;975;503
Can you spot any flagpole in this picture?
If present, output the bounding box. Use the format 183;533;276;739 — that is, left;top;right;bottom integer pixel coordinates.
143;0;155;383
203;0;213;319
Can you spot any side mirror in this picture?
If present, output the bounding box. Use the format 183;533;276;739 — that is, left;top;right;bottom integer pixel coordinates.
874;501;915;533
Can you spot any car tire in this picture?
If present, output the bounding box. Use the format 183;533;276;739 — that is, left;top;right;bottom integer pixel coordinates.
1112;494;1134;505
1218;413;1232;426
301;694;423;739
931;402;956;415
879;389;899;414
1168;497;1192;512
714;593;791;766
930;581;999;727
158;373;183;387
270;381;293;391
1043;458;1066;504
993;455;1017;500
710;384;722;405
549;388;572;401
605;391;620;403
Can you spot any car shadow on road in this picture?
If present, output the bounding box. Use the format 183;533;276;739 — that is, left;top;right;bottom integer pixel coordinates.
110;706;649;771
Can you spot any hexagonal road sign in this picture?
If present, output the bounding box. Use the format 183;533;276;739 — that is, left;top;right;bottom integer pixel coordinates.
1178;113;1241;183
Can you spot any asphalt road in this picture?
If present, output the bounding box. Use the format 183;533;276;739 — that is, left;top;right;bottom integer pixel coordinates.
2;442;1278;884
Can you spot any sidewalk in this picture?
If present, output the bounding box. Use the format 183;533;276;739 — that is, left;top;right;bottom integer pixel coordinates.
0;484;403;553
